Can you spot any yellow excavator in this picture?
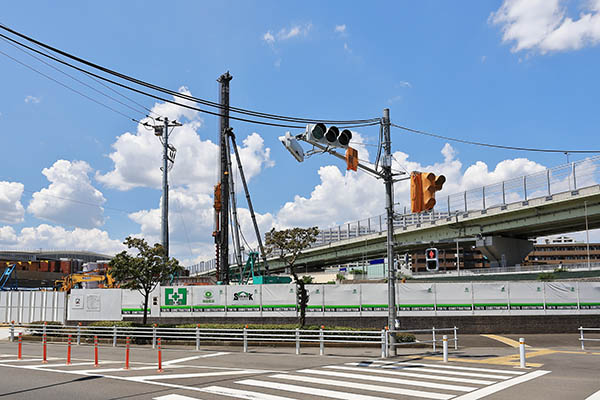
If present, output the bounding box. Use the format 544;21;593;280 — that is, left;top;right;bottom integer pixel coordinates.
54;270;117;292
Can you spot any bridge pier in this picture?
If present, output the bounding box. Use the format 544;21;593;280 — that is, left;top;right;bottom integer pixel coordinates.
476;236;534;268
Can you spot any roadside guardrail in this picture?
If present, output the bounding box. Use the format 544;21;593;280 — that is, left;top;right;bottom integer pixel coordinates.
579;326;600;350
8;322;458;358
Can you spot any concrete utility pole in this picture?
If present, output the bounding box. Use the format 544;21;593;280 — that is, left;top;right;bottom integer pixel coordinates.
382;108;397;330
152;117;181;259
217;71;232;284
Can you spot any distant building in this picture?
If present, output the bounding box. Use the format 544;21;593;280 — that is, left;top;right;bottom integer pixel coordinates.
525;237;600;265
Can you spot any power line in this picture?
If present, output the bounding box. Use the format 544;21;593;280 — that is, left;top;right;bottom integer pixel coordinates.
0;24;380;126
0;48;141;123
391;123;600;154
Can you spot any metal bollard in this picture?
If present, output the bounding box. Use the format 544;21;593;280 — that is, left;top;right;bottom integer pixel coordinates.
77;323;81;346
432;327;436;352
519;337;526;368
195;324;200;351
453;326;458;350
580;327;585;350
124;337;130;370
381;329;386;359
319;326;324;356
17;332;22;360
10;321;14;342
157;338;163;372
442;335;448;362
113;325;117;347
295;328;300;355
152;324;157;349
243;326;248;353
42;333;47;364
94;335;99;367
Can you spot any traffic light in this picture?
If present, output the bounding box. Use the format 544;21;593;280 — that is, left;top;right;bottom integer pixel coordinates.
279;132;305;162
410;171;446;213
425;248;439;271
305;124;352;149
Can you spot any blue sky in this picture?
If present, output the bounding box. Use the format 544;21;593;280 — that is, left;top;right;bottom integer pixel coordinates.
1;1;599;264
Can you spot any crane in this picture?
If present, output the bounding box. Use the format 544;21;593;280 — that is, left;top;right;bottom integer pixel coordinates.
54;270;116;292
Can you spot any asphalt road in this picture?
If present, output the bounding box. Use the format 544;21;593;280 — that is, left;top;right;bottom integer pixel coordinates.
0;335;599;400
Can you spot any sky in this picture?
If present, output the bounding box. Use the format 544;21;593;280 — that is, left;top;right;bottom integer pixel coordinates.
1;0;600;265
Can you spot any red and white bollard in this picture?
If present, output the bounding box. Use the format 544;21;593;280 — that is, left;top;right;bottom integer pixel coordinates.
42;333;48;364
94;335;99;367
157;338;163;372
66;334;72;365
124;336;130;370
17;332;22;360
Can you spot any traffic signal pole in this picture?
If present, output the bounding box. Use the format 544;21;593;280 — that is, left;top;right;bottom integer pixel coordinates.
382;108;397;338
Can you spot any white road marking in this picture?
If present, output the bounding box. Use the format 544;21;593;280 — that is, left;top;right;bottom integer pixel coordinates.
296;369;475;392
376;365;514;380
154;395;200;400
72;364;187;374
131;370;263;381
35;361;116;368
237;378;440;400
325;365;497;385
370;361;525;375
452;370;551;400
163;352;229;365
201;385;296;400
585;389;600;400
270;373;455;400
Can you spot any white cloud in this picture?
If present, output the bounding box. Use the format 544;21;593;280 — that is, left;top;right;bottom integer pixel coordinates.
491;0;600;53
0;181;25;224
335;24;347;35
6;224;124;255
97;88;272;194
263;31;275;44
28;160;106;228
343;42;352;53
262;23;312;45
24;95;40;104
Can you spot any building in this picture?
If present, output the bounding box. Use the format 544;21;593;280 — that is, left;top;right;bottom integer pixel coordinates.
524;237;600;266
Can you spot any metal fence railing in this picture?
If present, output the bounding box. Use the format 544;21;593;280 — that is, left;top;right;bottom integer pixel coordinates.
187;156;600;276
579;327;600;350
8;322;458;358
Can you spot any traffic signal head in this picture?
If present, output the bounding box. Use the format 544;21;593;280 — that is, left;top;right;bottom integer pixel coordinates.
421;172;446;212
306;123;327;144
410;172;423;213
305;124;352;148
279;132;305;162
425;248;439;271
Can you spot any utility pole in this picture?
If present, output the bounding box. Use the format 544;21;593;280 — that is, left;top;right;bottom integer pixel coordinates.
382;108;397;332
152;117;181;259
216;71;232;284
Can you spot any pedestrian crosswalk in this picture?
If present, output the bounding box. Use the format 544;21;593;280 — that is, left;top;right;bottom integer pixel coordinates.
153;359;551;400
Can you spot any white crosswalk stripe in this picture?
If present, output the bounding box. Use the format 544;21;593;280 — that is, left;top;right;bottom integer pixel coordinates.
189;360;549;400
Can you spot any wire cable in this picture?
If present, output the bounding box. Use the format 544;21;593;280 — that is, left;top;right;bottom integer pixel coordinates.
0;24;380;126
0;48;140;123
391;123;600;154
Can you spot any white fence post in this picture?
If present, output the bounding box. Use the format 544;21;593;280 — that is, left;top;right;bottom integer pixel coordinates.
519;337;526;368
319;326;324;356
243;326;248;353
381;329;387;358
196;324;200;351
77;323;81;345
112;325;117;347
453;326;458;350
9;321;14;342
152;324;157;349
580;327;585;350
295;328;300;355
432;327;436;352
443;335;448;362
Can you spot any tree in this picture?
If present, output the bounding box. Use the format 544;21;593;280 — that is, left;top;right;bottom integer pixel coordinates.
109;237;183;325
265;227;319;327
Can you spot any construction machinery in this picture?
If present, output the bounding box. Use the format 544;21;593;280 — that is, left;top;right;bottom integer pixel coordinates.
0;264;17;290
54;270;116;292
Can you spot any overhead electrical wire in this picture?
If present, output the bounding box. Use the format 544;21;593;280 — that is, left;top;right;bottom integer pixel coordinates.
391;123;600;154
0;24;380;127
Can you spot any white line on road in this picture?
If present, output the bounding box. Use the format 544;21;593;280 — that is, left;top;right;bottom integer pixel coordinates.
154;395;200;400
369;365;514;380
131;370;264;381
296;369;475;392
370;361;525;375
237;378;440;400
325;365;497;385
270;373;455;400
201;386;297;400
452;370;551;400
163;352;229;365
585;389;600;400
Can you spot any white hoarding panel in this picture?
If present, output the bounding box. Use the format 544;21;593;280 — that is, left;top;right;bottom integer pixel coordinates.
161;286;193;315
226;285;261;315
579;282;600;311
361;283;388;315
545;282;578;310
68;289;122;321
435;283;473;312
192;286;226;315
122;290;151;316
508;282;545;311
306;285;324;315
472;283;510;312
262;284;296;316
397;283;436;312
324;284;360;316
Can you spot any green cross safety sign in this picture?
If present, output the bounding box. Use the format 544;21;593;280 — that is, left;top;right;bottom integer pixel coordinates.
165;288;187;306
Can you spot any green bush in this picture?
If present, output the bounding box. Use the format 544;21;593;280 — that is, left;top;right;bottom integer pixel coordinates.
350;269;365;275
538;272;556;281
